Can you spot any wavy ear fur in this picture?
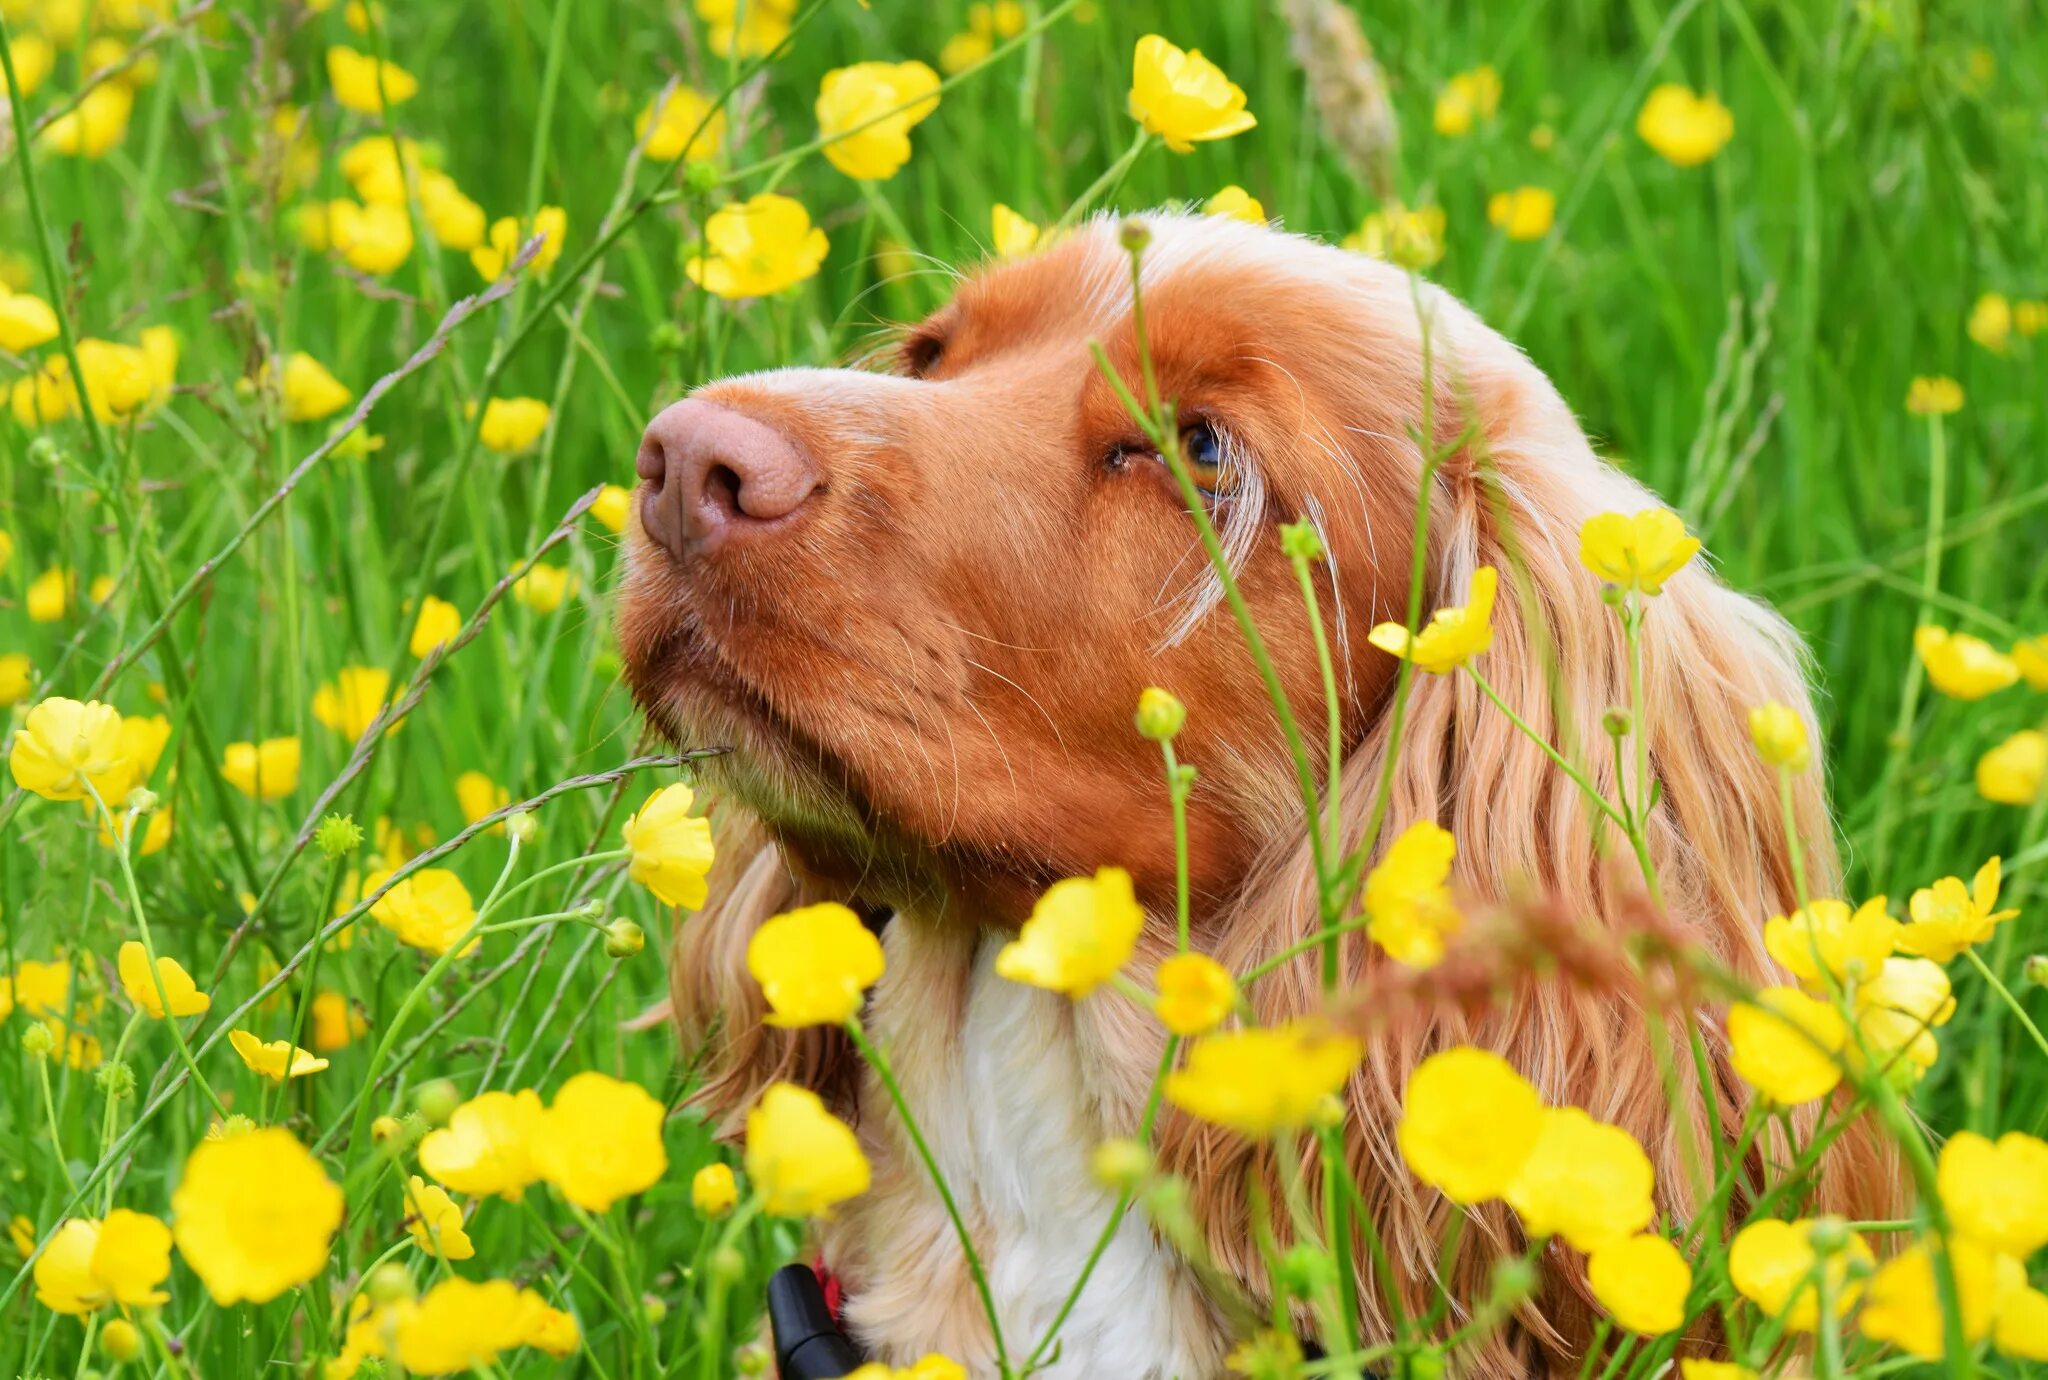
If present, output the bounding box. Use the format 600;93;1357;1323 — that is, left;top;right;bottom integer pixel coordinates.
1164;299;1899;1371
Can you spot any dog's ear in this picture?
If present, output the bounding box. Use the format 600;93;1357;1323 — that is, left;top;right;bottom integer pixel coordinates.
667;799;856;1137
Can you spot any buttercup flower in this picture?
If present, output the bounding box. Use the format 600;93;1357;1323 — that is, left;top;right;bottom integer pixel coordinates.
470;206;568;281
366;867;478;956
1729;986;1846;1105
530;1073;668;1211
992;203;1041;258
40;83;134;158
0;654;34;705
172;1128;344;1304
1899;858;2020;961
410;595;461;657
591;483;633;533
230;1029;330;1080
1343;204;1446;269
693;1163;738;1218
32;1210;171;1314
1487;186;1556;241
512;561;577;613
326;46;417;114
816;61;942;181
638;84;726;161
2014;635;2048;691
1433;65;1501;137
222;737;301;800
1588;1233;1691;1334
310;990;366;1051
25;567;72;620
2;33;55;102
1154;952;1236;1036
395;1277;546;1374
269;352;354;422
1747;701;1811;771
1915;625;2019;699
685;194;830;299
1368;566;1498;674
0;286;60;352
419;1090;545;1201
403;1175;475;1260
1859;1236;2000;1359
1128;35;1257;152
1979;730;2046;805
621;782;717;908
995;867;1144;997
119;714;171;781
1970;292;2013;353
326;198;414;275
1938;1130;2048;1258
1364;820;1463;967
695;0;797;57
1397;1047;1543;1204
1852;957;1955;1079
746;1082;872;1218
417;171;486;250
455;770;509;827
1636;84;1733;166
1728;1217;1871;1332
1164;1020;1362;1137
1763;896;1897;989
10;698;129;802
478;397;551;453
117;941;210;1018
1504;1107;1655;1252
1578;509;1701;595
1203;185;1265;223
1906;375;1964;415
313;666;395;741
748;902;887;1027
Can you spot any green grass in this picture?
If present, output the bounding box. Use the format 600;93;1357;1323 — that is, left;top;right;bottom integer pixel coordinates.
1;0;2044;1376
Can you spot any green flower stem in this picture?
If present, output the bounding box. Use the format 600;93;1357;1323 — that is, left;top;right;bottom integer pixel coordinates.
1162;739;1192;950
1962;947;2048;1064
36;1054;78;1195
1462;665;1629;832
94;1013;146;1214
694;1198;767;1380
1871;411;1947;879
1054;127;1151;231
1289;541;1348;987
1778;765;1812;911
845;1016;1011;1376
1238;916;1378;989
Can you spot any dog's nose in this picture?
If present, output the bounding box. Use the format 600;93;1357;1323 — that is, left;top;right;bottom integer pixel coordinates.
636;399;820;557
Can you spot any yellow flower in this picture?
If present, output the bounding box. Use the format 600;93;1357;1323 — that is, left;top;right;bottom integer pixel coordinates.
1729;985;1845;1105
116;941;209;1019
0;287;60;353
325;198;414;275
172;1128;344;1304
1906;375;1964;415
1127;34;1257;153
25;567;72;621
1154;952;1236;1036
1899;858;2019;961
310;990;366;1051
118;713;171;781
512;561;577;613
470;206;568;281
269;352;354;422
747;902;887;1028
2;33;55;102
1433;65;1501;137
417;171;486;250
337;134;422;205
638;84;726;161
1938;1130;2048;1258
9;697;130;802
1636;84;1733;166
478;397;552;453
1997;1281;2048;1361
410;595;461;657
621;782;717;908
1970;292;2014;353
1762;896;1898;989
1164;1020;1362;1137
325;46;417;114
403;1174;474;1260
1397;1047;1543;1204
520;1295;582;1358
2020;300;2048;337
40;83;134;159
1728;1217;1871;1332
1852;956;1954;1080
591;483;633;534
1504;1107;1655;1252
1578;508;1701;596
1914;624;2019;699
1342;204;1446;269
1203;185;1266;223
849;1359;968;1380
1368;565;1498;674
222;736;301;800
816;61;942;181
1487;186;1556;241
991;203;1041;258
745;1082;872;1218
695;0;796;57
2015;635;2048;691
6;957;86;1019
1588;1233;1692;1334
938;28;994;75
455;770;509;828
685;194;830;299
229;1028;330;1081
1747;701;1812;772
366;867;478;956
1363;820;1463;968
419;1089;545;1201
1979;730;2046;805
994;867;1144;997
693;1163;739;1218
531;1072;670;1211
0;653;33;705
313;666;395;741
31;1211;171;1314
1859;1236;2000;1359
394;1277;539;1375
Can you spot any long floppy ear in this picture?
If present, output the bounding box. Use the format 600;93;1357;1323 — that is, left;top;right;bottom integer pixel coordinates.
1166;302;1898;1368
667;798;856;1136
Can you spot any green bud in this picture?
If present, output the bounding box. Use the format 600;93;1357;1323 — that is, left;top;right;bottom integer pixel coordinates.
640;1294;669;1326
1276;1244;1335;1300
1134;687;1186;743
316;814;364;859
1090;1137;1152;1192
2024;955;2048;988
21;1022;56;1057
735;1342;774;1376
683;159;721;195
1602;707;1633;738
1806;1216;1851;1255
649;322;686;354
708;1244;747;1286
1118;218;1152;253
1309;1092;1345;1131
95;1061;136;1101
367;1261;417;1304
122;787;159;816
1279;520;1325;562
100;1318;143;1363
505;811;539;846
1488;1254;1538;1309
605;919;646;958
414;1078;462;1127
26;436;67;469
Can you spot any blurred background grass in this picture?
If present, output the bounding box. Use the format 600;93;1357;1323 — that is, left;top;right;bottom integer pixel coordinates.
2;0;2045;1373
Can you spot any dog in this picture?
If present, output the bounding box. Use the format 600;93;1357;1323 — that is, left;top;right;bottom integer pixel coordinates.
619;211;1891;1377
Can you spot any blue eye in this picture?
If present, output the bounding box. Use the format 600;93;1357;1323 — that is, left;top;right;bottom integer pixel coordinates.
1180;422;1228;492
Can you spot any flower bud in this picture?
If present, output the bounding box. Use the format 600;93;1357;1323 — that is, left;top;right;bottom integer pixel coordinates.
605;919;645;958
367;1261;417;1304
1134;687;1186;743
2025;955;2048;988
1119;218;1153;253
316;813;364;859
1601;707;1633;739
693;1163;739;1219
1090;1137;1152;1192
1487;1254;1538;1309
641;1294;670;1327
649;321;686;354
1309;1093;1346;1132
100;1318;142;1363
21;1021;55;1057
122;787;159;815
1600;583;1628;608
1748;701;1812;772
1806;1215;1851;1255
708;1244;747;1286
207;1113;255;1140
505;811;540;845
1276;1244;1335;1300
26;436;66;469
1279;520;1325;561
684;159;721;195
95;1061;135;1101
735;1342;773;1375
414;1078;461;1127
371;1114;406;1148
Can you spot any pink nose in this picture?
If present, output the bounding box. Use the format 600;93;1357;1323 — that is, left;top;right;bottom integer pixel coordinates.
636;399;820;557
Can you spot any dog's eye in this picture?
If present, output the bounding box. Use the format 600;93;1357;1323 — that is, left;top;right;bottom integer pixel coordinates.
1179;422;1230;494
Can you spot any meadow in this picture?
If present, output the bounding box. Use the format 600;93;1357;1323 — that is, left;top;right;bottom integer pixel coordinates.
1;0;2046;1377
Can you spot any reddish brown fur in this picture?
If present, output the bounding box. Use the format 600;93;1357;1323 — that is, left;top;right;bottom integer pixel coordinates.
620;213;1897;1375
